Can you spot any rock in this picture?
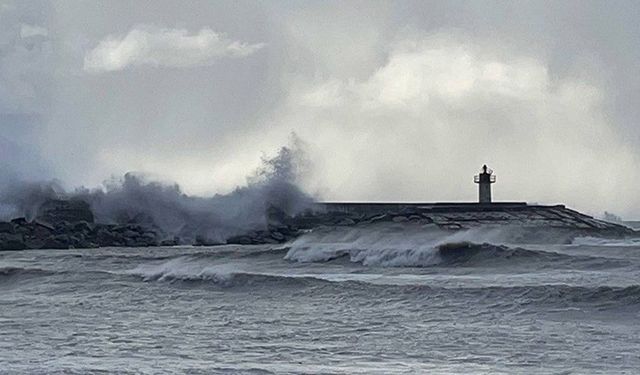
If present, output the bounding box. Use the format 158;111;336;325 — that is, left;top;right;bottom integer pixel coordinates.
24;237;45;249
270;231;285;241
194;235;223;246
69;235;85;248
31;222;54;238
0;222;15;234
128;232;158;247
41;234;70;249
36;199;94;225
10;218;28;226
260;237;279;244
400;209;420;216
160;237;179;246
123;230;139;239
337;218;356;226
123;213;156;228
77;241;99;249
96;228;120;246
392;216;409;223
443;223;462;230
112;225;129;233
273;225;292;235
366;214;389;224
124;238;137;247
0;234;26;251
225;235;253;245
54;221;72;235
73;221;93;234
141;232;158;242
129;225;146;234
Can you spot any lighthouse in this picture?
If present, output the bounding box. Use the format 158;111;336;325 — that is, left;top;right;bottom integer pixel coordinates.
474;165;496;204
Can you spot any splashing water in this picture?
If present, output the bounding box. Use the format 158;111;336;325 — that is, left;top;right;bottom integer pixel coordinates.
0;137;314;243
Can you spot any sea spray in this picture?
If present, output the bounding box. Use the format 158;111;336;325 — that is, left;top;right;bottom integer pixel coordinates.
0;137;314;244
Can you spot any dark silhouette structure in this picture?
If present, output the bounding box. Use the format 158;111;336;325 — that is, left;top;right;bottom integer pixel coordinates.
474;164;496;203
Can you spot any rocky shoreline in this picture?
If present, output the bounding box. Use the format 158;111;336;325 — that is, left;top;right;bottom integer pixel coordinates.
0;199;636;251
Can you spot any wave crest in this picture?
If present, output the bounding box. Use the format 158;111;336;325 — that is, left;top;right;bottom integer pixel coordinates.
284;226;615;267
0;265;58;279
124;257;321;287
572;236;640;247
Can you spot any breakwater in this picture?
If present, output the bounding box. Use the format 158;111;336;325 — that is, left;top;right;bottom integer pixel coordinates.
0;199;635;250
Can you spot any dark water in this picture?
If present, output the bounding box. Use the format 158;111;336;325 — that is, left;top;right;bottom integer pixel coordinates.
1;225;640;374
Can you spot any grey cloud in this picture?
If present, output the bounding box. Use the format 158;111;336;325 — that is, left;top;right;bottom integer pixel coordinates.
278;34;639;215
20;23;48;38
1;0;640;218
0;1;53;188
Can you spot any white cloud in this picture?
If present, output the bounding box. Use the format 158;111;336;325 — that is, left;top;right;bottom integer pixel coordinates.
83;25;265;73
274;35;640;215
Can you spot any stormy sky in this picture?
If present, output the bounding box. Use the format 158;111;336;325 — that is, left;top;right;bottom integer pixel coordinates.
1;0;640;217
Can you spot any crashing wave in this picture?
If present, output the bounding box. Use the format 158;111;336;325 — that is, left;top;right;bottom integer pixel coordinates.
284;225;621;268
123;256;323;287
571;236;640;247
285;240;574;267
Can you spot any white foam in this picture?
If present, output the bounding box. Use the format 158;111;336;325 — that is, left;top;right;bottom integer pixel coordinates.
571;237;640;247
124;256;242;282
284;224;512;267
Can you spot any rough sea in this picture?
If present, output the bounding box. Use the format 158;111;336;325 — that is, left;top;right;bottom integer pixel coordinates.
2;225;640;374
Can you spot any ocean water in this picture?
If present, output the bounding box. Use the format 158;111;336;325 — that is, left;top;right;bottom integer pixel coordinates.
1;225;640;374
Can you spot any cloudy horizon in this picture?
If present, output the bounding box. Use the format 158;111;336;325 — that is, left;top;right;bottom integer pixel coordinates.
2;0;640;218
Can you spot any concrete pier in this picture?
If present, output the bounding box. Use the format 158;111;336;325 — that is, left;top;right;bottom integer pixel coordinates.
303;201;632;234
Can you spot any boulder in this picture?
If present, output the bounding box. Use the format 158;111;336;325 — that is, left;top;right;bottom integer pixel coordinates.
76;241;99;249
10;218;28;226
31;222;54;238
95;228;120;246
194;235;223;246
337;218;356;226
122;230;139;239
53;221;72;234
270;231;285;241
24;237;45;249
72;221;93;234
0;233;26;251
260;237;279;244
366;214;389;224
41;234;70;250
65;235;86;248
124;238;137;247
160;237;180;246
273;225;292;235
0;222;15;234
140;232;158;244
225;235;253;245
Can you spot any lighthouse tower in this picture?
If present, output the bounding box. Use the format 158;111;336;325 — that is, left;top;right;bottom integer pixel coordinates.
474;165;496;204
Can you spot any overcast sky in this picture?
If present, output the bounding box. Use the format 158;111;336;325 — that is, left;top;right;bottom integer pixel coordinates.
1;0;640;217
